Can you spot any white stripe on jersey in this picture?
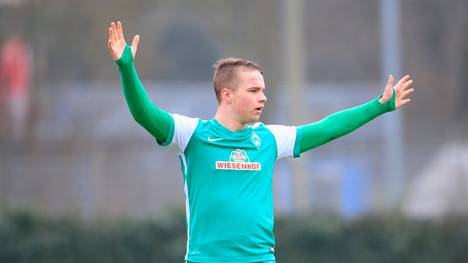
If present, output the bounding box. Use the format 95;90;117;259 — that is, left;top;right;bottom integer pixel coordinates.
170;114;199;153
180;153;190;260
265;125;297;160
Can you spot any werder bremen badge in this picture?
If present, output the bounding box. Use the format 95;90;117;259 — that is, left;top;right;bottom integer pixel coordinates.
251;131;261;149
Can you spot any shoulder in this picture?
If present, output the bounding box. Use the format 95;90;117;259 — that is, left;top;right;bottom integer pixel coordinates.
248;122;297;136
171;113;206;130
264;123;297;134
263;124;299;160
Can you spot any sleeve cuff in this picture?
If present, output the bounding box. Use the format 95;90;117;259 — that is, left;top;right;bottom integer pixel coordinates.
115;45;133;67
293;126;303;158
157;114;175;147
377;87;397;112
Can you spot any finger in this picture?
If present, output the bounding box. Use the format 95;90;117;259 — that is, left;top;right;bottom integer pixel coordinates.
386;74;394;89
109;26;116;44
402;88;414;98
111;22;117;42
396;74;410;88
131;35;140;58
402;79;413;89
132;35;140;50
117;21;125;41
379;75;394;103
399;99;411;107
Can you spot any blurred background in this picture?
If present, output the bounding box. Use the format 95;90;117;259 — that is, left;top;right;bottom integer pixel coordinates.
1;0;468;262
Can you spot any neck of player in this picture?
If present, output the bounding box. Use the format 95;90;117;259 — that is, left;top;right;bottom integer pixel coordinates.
214;111;247;132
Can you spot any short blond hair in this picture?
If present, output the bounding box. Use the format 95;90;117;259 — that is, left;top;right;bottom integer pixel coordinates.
212;57;263;103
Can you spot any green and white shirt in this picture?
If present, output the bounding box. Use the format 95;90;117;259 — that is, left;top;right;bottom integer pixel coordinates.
159;114;302;262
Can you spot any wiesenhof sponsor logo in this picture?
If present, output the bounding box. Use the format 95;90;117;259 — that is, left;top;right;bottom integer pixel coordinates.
215;161;261;171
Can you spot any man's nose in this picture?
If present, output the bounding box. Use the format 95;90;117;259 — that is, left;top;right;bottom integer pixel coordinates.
260;92;267;102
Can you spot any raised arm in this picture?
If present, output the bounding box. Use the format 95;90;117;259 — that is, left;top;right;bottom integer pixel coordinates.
107;21;172;144
298;74;414;153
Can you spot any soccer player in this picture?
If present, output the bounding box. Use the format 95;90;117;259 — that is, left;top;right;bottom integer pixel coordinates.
107;21;414;263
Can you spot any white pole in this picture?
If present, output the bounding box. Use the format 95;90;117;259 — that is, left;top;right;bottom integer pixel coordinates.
283;0;308;211
381;0;404;208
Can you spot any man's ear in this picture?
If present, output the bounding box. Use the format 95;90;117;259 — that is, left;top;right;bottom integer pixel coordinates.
221;88;232;104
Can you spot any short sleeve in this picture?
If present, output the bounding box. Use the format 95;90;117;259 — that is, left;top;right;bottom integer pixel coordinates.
266;125;301;160
157;113;199;153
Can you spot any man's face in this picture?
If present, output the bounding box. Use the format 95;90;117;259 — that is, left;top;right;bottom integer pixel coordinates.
229;68;267;124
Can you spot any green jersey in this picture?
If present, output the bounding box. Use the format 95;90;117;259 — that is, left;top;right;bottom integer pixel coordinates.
159;115;301;262
115;45;396;262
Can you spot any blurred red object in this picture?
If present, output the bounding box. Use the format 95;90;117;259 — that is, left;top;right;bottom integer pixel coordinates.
0;36;31;142
0;36;30;96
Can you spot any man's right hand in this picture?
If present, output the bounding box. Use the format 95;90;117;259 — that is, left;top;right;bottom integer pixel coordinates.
107;21;140;61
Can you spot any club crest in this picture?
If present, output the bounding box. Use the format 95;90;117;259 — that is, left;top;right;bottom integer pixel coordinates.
251;131;261;149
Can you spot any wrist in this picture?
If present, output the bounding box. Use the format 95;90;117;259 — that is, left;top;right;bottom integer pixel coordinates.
377;88;396;112
116;45;133;67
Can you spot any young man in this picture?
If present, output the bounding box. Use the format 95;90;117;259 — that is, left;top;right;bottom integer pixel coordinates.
107;21;414;262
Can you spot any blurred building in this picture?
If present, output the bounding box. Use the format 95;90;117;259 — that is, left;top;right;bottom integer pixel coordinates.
0;0;467;219
404;140;468;219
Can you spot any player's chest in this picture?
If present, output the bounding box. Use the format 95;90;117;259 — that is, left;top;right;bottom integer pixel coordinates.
185;131;275;172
